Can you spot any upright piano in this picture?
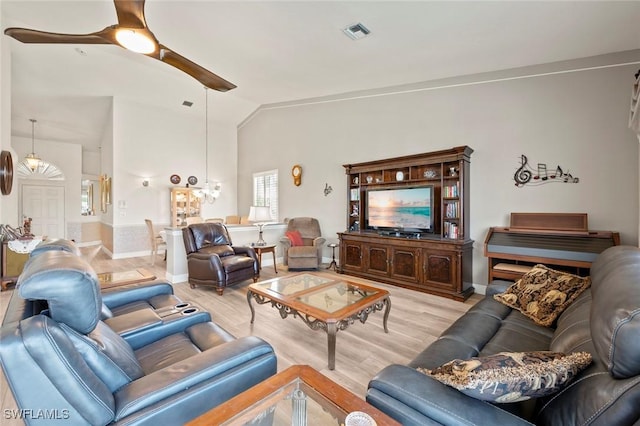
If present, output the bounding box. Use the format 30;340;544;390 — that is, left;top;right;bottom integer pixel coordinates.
484;213;620;282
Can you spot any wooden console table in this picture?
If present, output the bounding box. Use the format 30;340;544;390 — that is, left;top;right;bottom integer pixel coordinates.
339;232;473;301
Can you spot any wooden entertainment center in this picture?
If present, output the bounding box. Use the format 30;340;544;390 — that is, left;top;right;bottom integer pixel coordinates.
338;146;474;301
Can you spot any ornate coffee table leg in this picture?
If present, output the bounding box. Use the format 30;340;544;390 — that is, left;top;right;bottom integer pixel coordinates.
247;290;256;323
382;296;391;333
327;322;337;370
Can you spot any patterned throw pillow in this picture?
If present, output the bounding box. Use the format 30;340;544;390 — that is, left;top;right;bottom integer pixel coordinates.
419;351;592;403
493;264;591;327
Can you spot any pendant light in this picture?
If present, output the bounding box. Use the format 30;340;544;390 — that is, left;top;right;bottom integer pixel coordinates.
199;87;221;204
25;118;41;172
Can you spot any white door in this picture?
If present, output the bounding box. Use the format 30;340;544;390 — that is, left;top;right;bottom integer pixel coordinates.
21;185;65;239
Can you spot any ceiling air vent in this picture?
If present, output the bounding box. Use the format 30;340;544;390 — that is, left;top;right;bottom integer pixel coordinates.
182;101;193;107
343;23;371;40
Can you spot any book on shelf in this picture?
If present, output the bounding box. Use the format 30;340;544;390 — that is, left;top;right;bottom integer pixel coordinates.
445;201;459;219
444;182;460;198
444;221;459;239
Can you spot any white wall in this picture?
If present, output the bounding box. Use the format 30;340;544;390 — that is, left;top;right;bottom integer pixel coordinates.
109;97;239;256
238;59;639;288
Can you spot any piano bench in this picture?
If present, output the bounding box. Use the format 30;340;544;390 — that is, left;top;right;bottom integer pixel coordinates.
490;263;533;281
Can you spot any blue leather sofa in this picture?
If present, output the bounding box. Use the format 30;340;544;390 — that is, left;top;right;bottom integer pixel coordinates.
0;248;277;425
367;245;640;425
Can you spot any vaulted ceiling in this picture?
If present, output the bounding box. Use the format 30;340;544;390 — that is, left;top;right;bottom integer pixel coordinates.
3;1;640;151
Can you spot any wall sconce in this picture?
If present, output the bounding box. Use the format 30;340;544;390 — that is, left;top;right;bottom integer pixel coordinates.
100;174;111;213
324;183;333;196
142;179;150;187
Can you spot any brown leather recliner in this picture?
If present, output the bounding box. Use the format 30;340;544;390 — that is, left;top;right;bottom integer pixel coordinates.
182;223;259;295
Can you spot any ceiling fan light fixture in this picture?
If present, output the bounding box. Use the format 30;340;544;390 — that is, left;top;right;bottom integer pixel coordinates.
115;28;155;54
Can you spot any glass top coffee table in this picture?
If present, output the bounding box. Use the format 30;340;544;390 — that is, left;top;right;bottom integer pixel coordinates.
97;268;156;289
247;273;391;370
186;364;401;426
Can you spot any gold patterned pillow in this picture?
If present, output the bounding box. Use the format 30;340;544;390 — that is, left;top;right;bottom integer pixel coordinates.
418;351;592;403
493;264;591;327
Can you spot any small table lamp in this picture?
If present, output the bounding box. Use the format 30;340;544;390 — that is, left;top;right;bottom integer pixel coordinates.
248;206;273;246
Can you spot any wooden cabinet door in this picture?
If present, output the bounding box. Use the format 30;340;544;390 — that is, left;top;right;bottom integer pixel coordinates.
390;246;420;283
422;249;459;291
366;244;390;277
342;240;364;272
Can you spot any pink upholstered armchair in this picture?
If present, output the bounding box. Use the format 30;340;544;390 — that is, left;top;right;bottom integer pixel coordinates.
280;217;326;270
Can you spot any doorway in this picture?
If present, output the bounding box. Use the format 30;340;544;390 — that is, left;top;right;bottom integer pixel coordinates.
21;184;65;239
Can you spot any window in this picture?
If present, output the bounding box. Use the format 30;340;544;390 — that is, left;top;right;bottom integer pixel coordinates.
253;169;278;220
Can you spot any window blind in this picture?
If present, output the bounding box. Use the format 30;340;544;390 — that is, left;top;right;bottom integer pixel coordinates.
253;169;278;220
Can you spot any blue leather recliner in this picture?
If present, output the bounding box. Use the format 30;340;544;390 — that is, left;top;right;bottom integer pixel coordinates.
28;238;190;317
0;250;277;425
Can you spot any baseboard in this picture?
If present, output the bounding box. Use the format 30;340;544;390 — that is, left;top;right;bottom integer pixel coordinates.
166;272;188;284
74;240;102;248
472;283;487;295
111;250;151;260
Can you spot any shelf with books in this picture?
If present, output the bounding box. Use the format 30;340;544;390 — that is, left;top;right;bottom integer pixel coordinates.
443;182;460;199
443;221;460;239
444;200;460;220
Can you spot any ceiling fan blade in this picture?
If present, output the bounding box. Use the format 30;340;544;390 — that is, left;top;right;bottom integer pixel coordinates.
114;0;147;29
4;27;113;45
158;45;236;92
5;1;235;92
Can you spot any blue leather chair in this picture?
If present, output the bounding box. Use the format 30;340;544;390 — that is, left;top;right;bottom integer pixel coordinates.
28;238;186;318
0;250;277;425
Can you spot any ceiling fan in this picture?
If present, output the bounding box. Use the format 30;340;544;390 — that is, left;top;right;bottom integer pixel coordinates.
4;0;236;92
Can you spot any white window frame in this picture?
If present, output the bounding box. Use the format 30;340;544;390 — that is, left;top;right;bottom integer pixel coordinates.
252;169;278;220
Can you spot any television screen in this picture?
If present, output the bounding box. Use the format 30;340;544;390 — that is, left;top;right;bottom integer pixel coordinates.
366;186;433;232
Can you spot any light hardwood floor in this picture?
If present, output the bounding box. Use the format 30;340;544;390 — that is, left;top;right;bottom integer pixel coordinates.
0;248;482;424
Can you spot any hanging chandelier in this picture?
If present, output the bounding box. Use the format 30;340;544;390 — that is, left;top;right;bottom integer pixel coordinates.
198;87;221;204
24;118;41;172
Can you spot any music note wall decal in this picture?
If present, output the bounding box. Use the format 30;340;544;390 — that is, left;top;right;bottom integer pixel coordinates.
534;163;548;181
514;155;532;186
513;154;579;187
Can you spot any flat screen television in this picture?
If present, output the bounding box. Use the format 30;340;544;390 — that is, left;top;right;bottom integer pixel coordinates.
365;186;434;233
